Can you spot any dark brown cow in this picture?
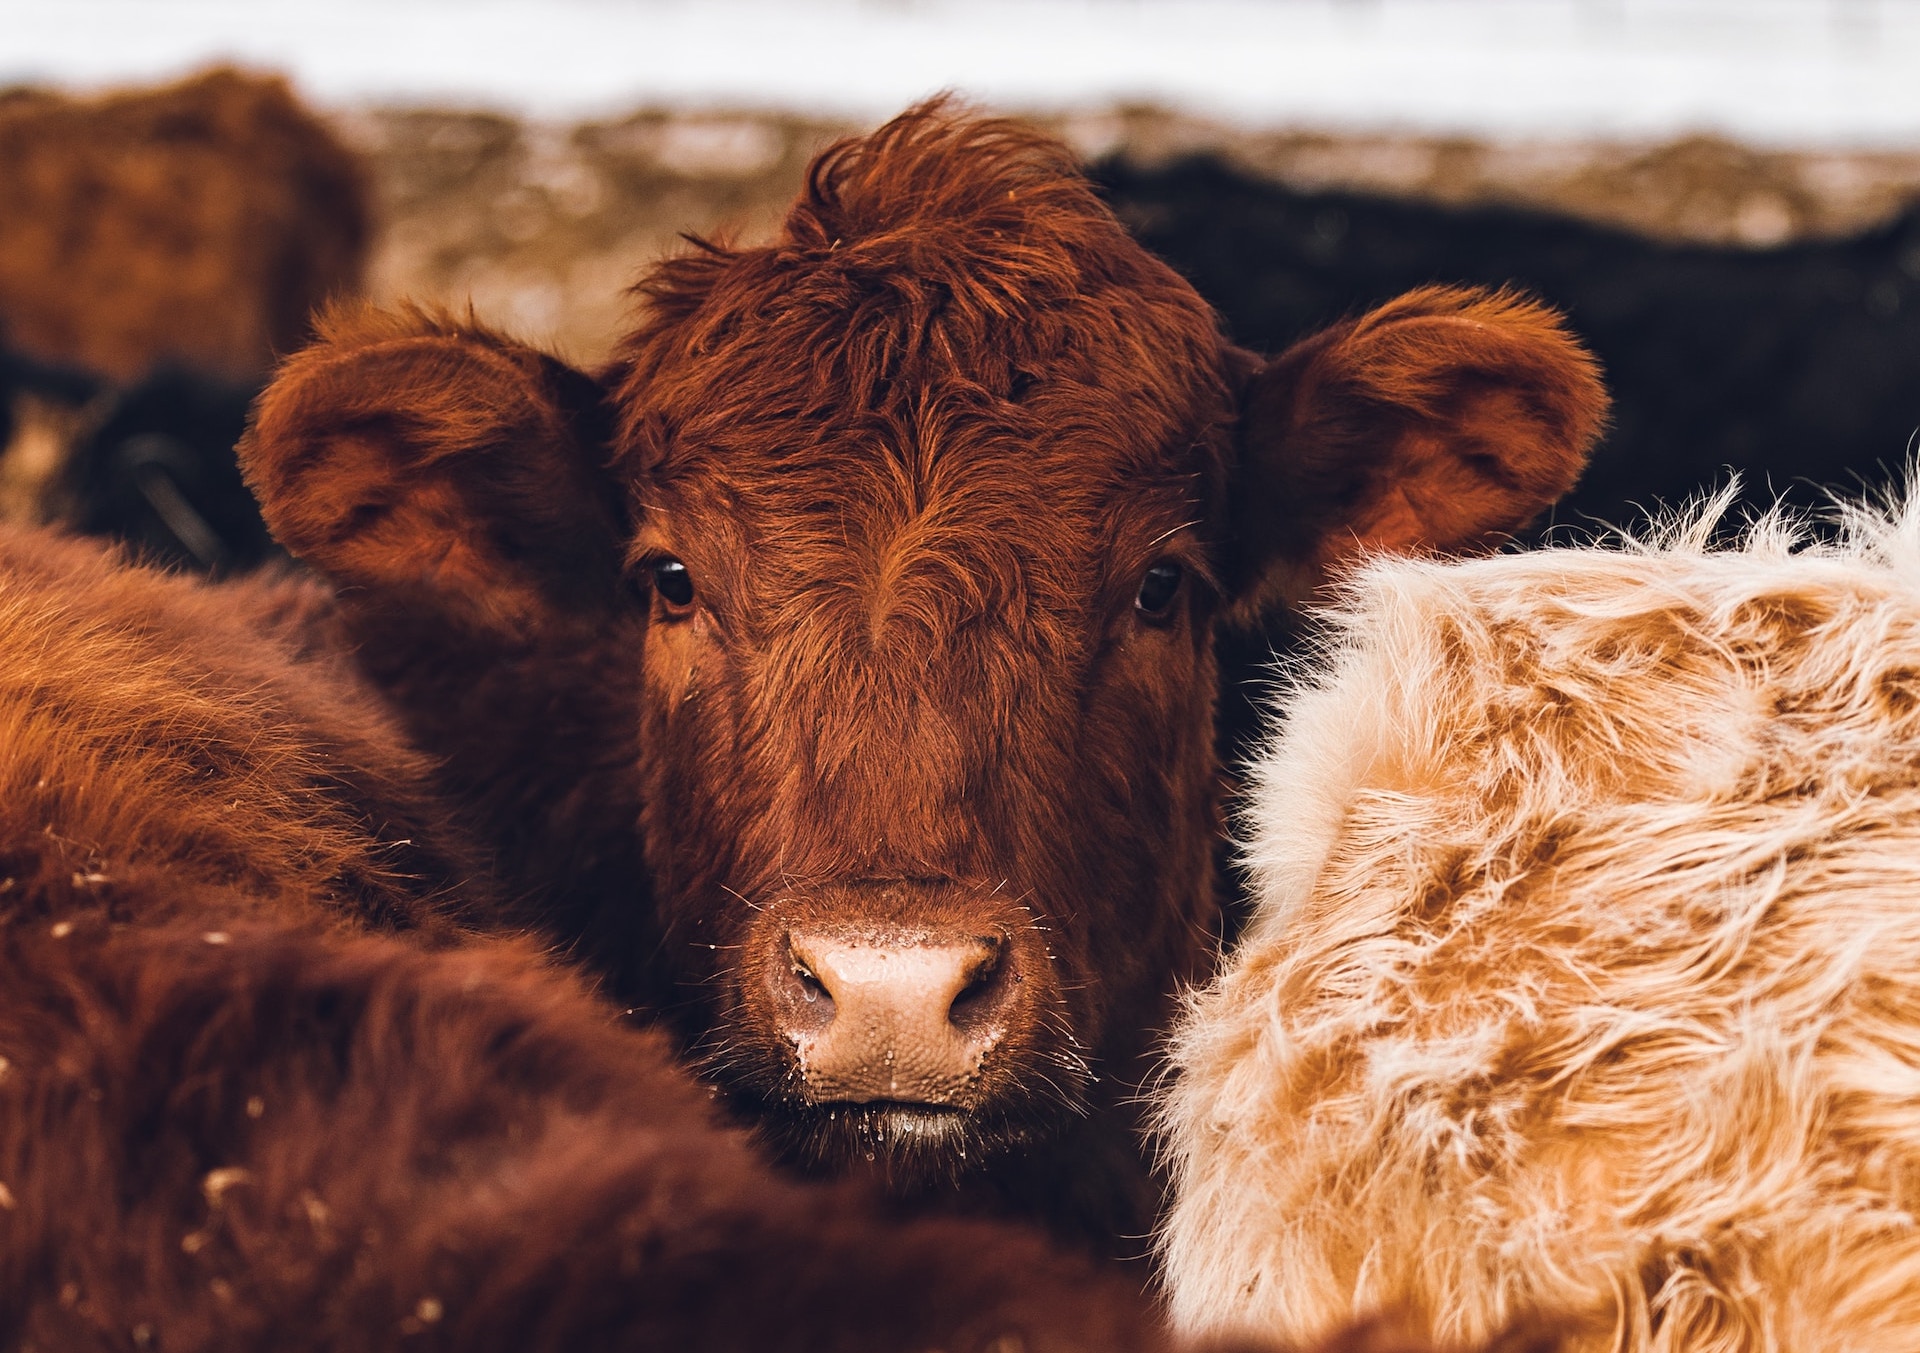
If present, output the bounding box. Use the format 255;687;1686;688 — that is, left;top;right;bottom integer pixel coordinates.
0;527;1167;1351
241;104;1606;1249
0;916;1184;1353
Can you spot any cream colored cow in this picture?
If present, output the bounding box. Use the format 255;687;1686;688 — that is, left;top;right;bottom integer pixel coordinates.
1160;488;1920;1353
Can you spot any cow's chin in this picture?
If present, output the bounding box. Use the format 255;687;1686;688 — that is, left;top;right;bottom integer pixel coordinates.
690;1001;1096;1191
748;1097;1041;1192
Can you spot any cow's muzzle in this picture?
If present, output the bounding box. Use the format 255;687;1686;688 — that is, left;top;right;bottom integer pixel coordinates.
769;926;1017;1106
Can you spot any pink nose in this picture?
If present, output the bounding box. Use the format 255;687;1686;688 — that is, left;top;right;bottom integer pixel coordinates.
771;929;1015;1105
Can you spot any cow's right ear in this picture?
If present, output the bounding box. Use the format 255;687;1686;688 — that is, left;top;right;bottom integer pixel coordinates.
240;303;626;638
1222;285;1608;627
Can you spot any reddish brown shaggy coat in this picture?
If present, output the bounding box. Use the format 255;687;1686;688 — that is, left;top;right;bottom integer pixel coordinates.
0;529;1155;1351
0;68;369;385
236;306;649;979
0;917;1180;1353
0;525;477;935
241;103;1608;1250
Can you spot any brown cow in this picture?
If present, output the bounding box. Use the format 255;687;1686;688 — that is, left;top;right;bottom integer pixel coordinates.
240;103;1607;1250
0;68;370;569
0;523;481;936
0;914;1188;1353
0;526;1164;1351
0;67;368;387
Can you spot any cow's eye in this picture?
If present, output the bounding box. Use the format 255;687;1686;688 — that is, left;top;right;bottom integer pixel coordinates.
1135;561;1183;618
651;557;695;610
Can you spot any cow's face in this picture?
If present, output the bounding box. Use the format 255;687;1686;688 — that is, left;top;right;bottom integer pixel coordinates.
604;110;1605;1182
608;119;1235;1177
241;105;1606;1194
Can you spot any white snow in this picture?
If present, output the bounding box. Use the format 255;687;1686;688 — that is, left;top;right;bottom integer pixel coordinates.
3;0;1918;146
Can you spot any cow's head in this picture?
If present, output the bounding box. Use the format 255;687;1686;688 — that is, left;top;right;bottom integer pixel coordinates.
243;104;1605;1192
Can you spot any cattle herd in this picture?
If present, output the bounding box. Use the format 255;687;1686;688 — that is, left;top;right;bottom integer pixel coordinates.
2;68;1919;1353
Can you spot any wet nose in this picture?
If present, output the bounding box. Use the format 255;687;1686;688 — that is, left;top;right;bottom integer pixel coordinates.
773;929;1015;1105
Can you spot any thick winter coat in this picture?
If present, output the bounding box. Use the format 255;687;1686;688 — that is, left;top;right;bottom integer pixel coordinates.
0;528;1158;1352
0;525;478;935
0;916;1178;1353
239;104;1608;1250
1160;489;1920;1351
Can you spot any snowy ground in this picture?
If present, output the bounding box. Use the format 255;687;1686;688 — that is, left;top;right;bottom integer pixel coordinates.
5;0;1920;148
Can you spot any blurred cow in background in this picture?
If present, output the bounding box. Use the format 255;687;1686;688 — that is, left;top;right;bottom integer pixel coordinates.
0;68;370;571
1097;154;1920;535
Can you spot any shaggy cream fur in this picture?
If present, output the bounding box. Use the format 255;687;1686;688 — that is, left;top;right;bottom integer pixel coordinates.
1159;487;1920;1352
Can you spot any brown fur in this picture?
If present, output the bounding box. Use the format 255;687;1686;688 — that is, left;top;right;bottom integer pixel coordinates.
240;102;1608;1250
1228;285;1616;622
0;915;1182;1353
241;304;650;983
0;68;369;384
0;525;479;935
0;528;1174;1351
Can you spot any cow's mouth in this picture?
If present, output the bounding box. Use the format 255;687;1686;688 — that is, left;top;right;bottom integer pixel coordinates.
743;1092;1047;1191
850;1101;970;1144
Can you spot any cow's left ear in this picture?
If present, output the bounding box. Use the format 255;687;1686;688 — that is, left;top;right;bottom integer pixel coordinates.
240;302;626;639
1223;285;1607;626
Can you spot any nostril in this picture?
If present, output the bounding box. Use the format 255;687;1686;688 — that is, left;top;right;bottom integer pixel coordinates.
947;971;995;1030
946;938;1011;1035
773;935;838;1036
793;960;832;1007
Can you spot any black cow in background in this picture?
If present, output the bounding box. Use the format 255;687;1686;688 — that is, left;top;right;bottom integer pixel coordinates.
1094;155;1920;537
1094;154;1920;907
1;342;270;572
